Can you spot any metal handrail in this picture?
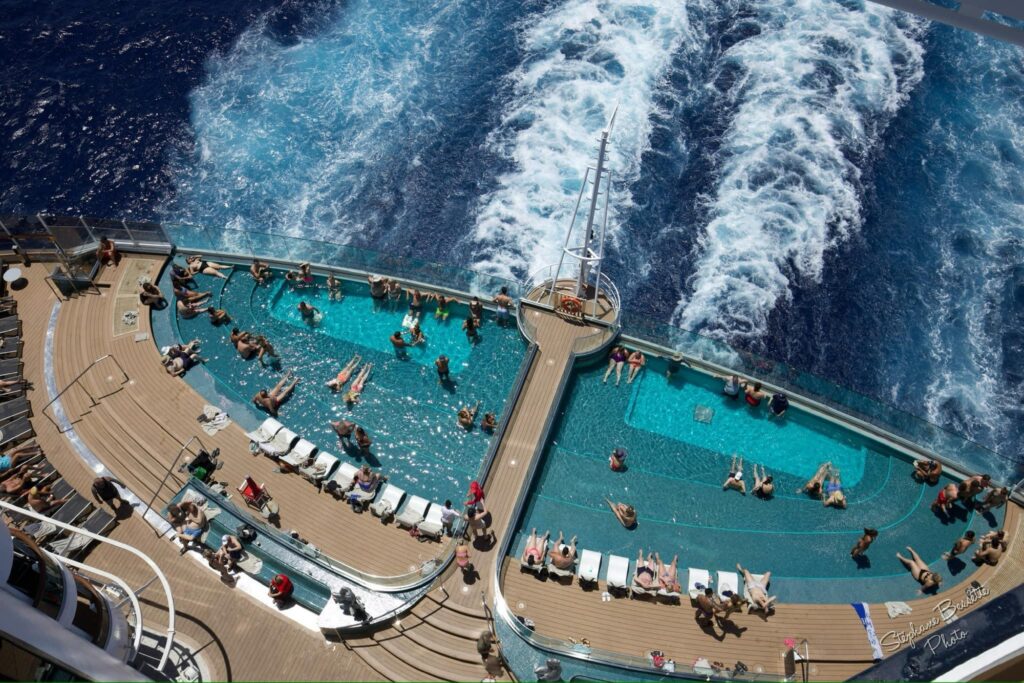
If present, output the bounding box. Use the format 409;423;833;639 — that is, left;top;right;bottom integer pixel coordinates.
143;435;211;536
57;555;145;662
0;500;176;672
41;354;130;433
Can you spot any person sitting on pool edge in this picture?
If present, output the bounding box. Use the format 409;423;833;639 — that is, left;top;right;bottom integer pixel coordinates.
768;392;789;418
799;461;831;498
973;531;1005;566
139;282;165;308
253;371;299;416
851;528;879;558
896;546;942;593
609;447;627;472
269;573;294;607
722;454;746;494
822;467;846;509
605;499;637;528
752;464;773;499
912;458;942;485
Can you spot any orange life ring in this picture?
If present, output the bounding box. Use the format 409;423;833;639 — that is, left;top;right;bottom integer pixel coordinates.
560;296;583;315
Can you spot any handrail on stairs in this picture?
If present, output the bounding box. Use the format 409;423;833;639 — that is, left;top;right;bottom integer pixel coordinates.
41;353;130;433
142;434;212;536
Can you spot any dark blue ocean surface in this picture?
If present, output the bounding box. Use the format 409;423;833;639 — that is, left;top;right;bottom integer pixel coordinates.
0;0;1021;474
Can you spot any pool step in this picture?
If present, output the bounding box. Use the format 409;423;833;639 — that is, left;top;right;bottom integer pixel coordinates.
411;598;490;640
384;613;485;664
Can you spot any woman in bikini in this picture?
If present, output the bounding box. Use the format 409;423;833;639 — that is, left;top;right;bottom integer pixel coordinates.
799;461;832;498
343;363;373;404
520;528;549;569
722;454;746;494
602;346;627;385
656;553;680;593
823;467;847;508
186;254;231;279
326;355;361;392
896;546;942;593
626;349;646;384
606;499;637;528
752;464;774;498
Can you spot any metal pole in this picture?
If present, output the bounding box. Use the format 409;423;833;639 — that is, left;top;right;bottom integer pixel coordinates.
576;106;617;297
549;168;591;303
143;435;202;535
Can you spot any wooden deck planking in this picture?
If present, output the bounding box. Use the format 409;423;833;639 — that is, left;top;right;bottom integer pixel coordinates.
500;502;1022;680
9;261;379;681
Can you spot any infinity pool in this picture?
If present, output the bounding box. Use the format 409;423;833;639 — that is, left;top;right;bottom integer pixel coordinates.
514;356;1002;604
173;266;527;507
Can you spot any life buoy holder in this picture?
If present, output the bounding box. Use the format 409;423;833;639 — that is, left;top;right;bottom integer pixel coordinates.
560;296;583;316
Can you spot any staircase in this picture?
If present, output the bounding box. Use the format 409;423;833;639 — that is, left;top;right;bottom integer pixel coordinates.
347;589;494;682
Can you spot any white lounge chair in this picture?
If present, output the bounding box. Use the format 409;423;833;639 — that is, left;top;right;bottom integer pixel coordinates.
325;462;359;496
687;568;712;601
245;417;283;445
299;452;338;485
416;503;445;539
279;438;317;467
717;570;740;601
395;495;430;529
260;427;299;458
370;484;405;521
743;572;772;613
578;550;602;586
519;537;549;574
606;554;630;594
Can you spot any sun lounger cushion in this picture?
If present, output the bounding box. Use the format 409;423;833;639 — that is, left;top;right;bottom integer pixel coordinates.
327;462;359;492
370;484;405;519
260;427;298;457
0;358;21;378
416;503;445;538
299;451;338;484
395;495;429;529
578;549;602;584
717;571;739;600
606;554;630;589
0;397;30;426
245;417;283;444
687;568;711;600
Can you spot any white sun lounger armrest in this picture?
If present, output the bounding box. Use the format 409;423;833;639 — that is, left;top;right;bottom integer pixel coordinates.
578;550;602;584
687;568;711;600
716;571;739;600
395;495;430;529
606;555;630;590
370;484;405;519
417;504;445;538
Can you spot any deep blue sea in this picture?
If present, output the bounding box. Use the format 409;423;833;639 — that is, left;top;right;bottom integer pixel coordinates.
1;0;1021;476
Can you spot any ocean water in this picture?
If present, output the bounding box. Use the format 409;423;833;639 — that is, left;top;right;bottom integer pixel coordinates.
1;0;1022;476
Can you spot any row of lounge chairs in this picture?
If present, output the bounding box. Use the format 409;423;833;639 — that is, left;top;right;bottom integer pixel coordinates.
245;417;450;540
0;301;33;451
522;548;770;613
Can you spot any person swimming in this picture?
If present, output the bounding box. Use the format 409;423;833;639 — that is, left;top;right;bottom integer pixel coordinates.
822;467;846;509
609;448;627;472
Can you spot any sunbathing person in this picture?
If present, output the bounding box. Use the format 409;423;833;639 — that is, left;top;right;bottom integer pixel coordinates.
656;553;681;593
215;534;244;572
326;272;343;300
736;563;777;611
633;549;657;590
800;461;831;498
548;532;578;570
752;464;774;498
326;355;361;392
973;533;1005;566
253;371;299;416
458;401;480;430
722;454;746;494
139;282;165;307
822;468;847;508
521;528;549;569
176;299;209;319
1;462;45;495
165;503;186;532
186;254;230;279
626;349;646;384
942;530;975;560
343;363;373;404
896;546;942;593
913;459;942;485
602;346;627;385
849;528;879;558
605;499;637;528
165;350;203;377
931;482;959;514
978;486;1009;512
250;259;270;284
353;465;379;493
0;444;39;474
481;412;497;432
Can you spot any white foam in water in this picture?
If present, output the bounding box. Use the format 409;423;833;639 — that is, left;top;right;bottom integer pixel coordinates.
672;0;924;340
469;0;694;279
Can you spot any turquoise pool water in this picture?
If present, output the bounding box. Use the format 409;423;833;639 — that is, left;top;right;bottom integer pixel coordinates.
514;356;1002;604
172;266;527;507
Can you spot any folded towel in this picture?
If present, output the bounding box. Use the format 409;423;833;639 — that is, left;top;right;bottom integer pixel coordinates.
885;601;913;619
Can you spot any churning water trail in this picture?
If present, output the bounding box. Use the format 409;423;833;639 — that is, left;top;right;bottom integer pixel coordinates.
671;0;925;340
468;0;695;280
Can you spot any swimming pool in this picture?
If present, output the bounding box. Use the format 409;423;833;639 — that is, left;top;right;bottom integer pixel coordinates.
513;355;1003;604
171;266;527;508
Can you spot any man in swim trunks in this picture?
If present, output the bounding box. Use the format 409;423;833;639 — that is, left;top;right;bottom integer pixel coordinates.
942;530;974;560
367;274;387;299
722;454;746;494
549;532;577;570
493;286;514;325
931;482;959;514
695;587;721;627
978;486;1009;512
633;549;657;591
331;419;356;446
390;330;408;357
252;371;299;416
435;355;450;383
958;474;991;508
355;427;372;455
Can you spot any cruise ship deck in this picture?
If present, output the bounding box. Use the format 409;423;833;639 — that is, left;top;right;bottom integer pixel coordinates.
3;249;1022;681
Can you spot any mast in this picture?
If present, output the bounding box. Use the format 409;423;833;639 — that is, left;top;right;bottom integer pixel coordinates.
576;106;618;297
